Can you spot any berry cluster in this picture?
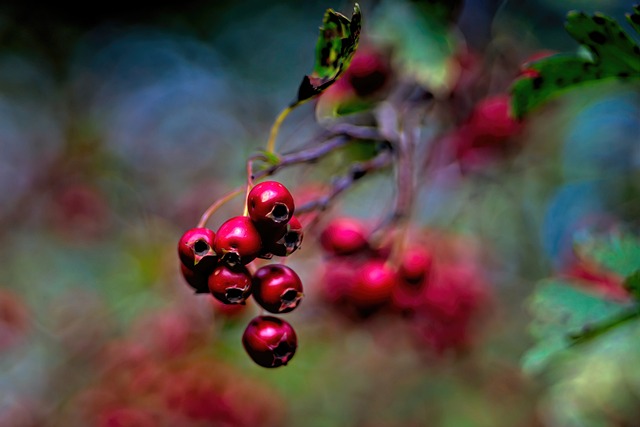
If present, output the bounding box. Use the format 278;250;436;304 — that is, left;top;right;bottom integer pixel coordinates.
178;181;304;368
318;217;491;354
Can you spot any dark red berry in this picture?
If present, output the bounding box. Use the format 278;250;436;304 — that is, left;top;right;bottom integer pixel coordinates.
262;216;304;258
180;264;210;294
178;228;217;273
208;264;252;305
242;316;297;368
213;216;262;266
347;260;396;312
347;48;391;98
252;264;303;314
320;217;369;256
247;181;295;229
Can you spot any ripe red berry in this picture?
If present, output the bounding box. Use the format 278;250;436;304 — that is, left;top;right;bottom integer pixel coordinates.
252;264;304;314
242;316;297;368
247;181;295;229
399;245;433;284
208;264;252;305
180;264;210;294
320;217;369;256
262;216;304;258
347;260;396;312
213;216;262;266
468;95;522;140
347;48;391;98
178;228;217;272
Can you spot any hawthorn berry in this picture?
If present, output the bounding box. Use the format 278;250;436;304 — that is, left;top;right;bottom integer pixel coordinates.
399;245;433;284
180;264;210;294
252;264;303;314
347;47;391;98
347;260;396;312
242;316;297;368
247;181;295;229
262;215;304;258
213;216;262;266
320;217;369;256
208;264;252;305
177;228;217;273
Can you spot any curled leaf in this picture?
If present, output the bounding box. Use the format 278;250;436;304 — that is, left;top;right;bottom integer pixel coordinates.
294;3;361;105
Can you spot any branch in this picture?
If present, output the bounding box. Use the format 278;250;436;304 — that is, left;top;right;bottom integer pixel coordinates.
252;124;389;181
296;149;393;214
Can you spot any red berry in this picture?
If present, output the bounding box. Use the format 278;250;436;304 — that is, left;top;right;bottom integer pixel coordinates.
320;217;369;256
180;264;210;294
252;264;303;314
347;48;391;98
399;245;433;284
214;216;262;266
242;316;297;368
347;260;396;312
468;95;522;140
178;228;217;272
247;181;295;229
263;216;304;258
208;264;252;305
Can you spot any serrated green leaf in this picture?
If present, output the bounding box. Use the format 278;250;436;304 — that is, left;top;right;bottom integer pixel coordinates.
511;7;640;118
575;232;640;277
627;4;640;35
523;279;634;374
295;4;361;105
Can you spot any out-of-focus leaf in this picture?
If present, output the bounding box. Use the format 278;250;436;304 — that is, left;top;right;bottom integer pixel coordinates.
295;4;361;105
523;279;634;374
575;232;640;277
369;0;457;96
624;270;640;299
511;7;640;118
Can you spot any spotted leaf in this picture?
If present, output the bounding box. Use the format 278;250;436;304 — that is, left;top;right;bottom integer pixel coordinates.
295;3;361;105
511;7;640;118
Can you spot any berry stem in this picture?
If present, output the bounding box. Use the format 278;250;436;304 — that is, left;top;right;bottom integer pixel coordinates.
266;105;295;155
197;187;245;228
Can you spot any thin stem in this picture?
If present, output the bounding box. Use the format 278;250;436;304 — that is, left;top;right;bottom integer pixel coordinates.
567;307;640;346
243;155;267;216
266;105;295;154
197;186;245;228
296;149;393;215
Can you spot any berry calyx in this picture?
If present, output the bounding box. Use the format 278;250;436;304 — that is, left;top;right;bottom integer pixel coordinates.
263;215;304;258
178;228;217;272
247;181;295;229
320;217;369;256
242;316;298;368
252;264;304;314
208;264;253;305
213;216;262;266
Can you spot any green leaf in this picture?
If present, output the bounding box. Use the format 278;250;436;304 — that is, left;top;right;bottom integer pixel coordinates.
575;232;640;277
369;0;456;96
624;270;640;299
511;7;640;118
523;279;634;374
295;3;362;105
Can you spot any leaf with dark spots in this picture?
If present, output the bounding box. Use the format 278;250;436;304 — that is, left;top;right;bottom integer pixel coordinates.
294;3;361;105
511;7;640;118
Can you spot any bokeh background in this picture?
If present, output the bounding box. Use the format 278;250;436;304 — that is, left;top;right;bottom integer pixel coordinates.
0;0;638;426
